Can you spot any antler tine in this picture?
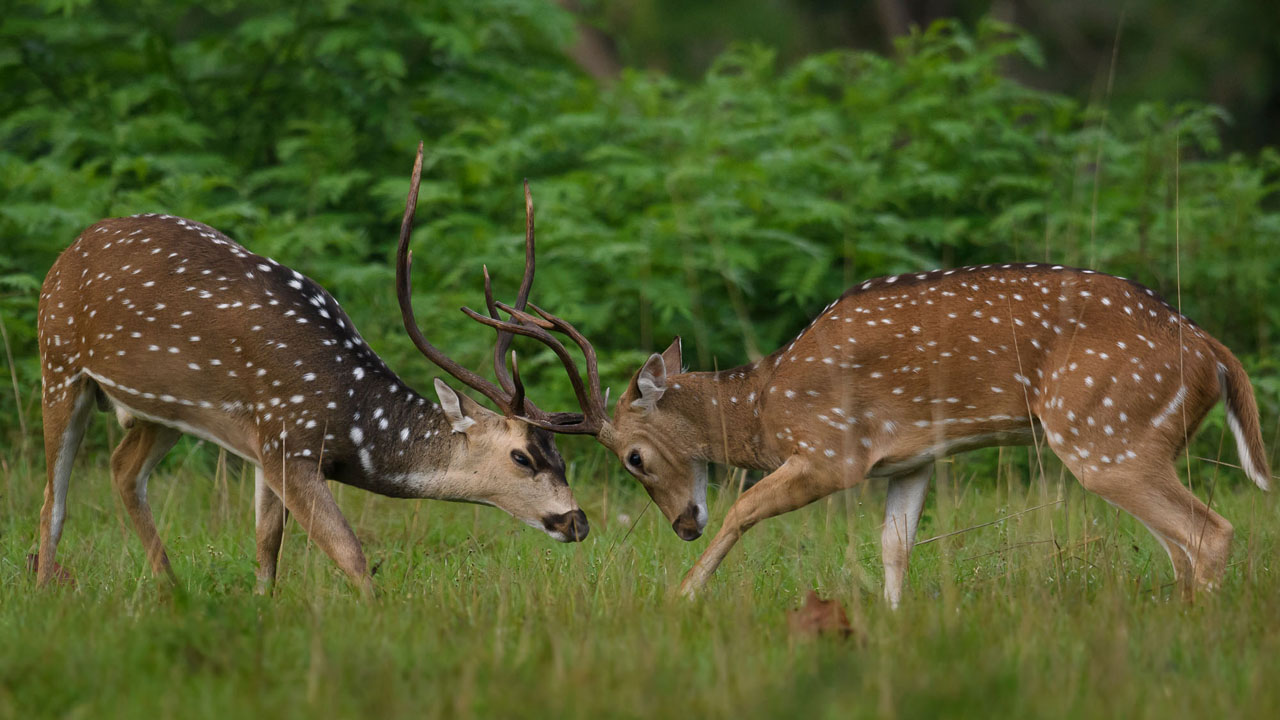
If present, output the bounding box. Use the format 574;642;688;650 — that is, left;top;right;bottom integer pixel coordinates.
460;306;603;434
483;265;516;395
517;180;537;309
509;349;526;416
395;142;511;411
523;302;606;420
492;301;554;329
489;299;607;433
488;180;539;396
461;307;589;404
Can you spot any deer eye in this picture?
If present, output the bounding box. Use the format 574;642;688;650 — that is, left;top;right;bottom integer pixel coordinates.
627;450;644;471
511;450;532;468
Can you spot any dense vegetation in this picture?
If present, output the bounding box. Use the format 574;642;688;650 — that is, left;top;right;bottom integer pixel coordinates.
5;2;1279;462
589;0;1280;152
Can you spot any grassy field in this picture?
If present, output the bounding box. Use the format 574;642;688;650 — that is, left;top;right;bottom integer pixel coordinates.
1;435;1276;719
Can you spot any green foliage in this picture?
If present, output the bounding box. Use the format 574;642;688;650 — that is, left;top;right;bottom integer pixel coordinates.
0;0;586;442
2;6;1278;477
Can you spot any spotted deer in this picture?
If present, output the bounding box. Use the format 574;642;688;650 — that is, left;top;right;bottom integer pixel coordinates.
34;144;589;594
478;263;1270;606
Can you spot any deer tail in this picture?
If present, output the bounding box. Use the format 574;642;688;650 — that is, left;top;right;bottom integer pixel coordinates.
1212;341;1270;490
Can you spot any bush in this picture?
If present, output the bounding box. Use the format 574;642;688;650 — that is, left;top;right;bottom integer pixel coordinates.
3;6;1277;475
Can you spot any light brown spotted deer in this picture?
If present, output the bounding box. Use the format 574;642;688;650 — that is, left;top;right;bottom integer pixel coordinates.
34;144;589;594
480;263;1270;606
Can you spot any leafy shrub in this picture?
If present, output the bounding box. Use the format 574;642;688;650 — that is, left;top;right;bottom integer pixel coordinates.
3;5;1277;477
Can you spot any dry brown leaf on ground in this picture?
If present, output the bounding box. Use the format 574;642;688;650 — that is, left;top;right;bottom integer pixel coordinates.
26;554;76;587
787;590;859;641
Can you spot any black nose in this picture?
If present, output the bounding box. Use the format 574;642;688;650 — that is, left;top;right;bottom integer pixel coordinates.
543;509;590;542
671;503;703;541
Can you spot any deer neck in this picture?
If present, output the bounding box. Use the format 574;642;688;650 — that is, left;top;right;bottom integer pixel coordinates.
332;375;459;499
664;365;776;470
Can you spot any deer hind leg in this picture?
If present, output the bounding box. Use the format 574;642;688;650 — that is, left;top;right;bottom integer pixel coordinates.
258;459;371;596
37;378;96;587
253;465;289;595
1132;515;1195;585
1137;465;1232;592
881;466;932;609
1064;456;1232;597
110;420;182;582
680;454;858;598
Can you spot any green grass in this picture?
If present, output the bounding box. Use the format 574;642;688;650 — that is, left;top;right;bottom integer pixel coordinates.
1;440;1277;719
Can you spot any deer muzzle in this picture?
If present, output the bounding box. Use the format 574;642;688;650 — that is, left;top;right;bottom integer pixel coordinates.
542;509;590;542
671;502;706;541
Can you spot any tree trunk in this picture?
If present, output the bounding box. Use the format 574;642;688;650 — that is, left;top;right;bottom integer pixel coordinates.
558;0;622;82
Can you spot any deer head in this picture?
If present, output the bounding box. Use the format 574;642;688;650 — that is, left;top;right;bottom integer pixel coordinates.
423;377;586;541
605;337;711;540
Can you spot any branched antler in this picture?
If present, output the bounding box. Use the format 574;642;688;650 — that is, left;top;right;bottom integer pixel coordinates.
459;189;609;434
395;145;607;432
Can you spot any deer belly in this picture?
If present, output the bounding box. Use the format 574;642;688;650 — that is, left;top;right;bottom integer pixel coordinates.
868;423;1042;477
87;369;259;460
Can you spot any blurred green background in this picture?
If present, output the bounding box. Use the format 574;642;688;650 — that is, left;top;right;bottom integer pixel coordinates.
2;0;1278;473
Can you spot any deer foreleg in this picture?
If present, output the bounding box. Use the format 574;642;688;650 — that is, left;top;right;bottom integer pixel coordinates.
881;466;932;609
259;460;372;597
254;466;289;595
679;455;856;597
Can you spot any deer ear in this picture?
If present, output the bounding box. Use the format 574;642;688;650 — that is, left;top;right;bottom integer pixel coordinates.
661;336;683;373
434;378;477;434
631;352;667;412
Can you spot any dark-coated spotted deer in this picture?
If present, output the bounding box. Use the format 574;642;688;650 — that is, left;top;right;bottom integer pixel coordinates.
478;263;1270;606
34;144;589;594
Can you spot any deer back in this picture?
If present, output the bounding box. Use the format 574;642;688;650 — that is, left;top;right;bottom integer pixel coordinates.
39;214;450;484
756;264;1242;476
